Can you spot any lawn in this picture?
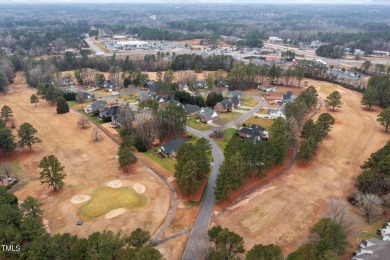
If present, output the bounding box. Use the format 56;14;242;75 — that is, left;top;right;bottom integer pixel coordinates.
214;128;237;151
214;112;242;125
244;116;274;130
257;108;268;114
79;187;147;219
241;95;258;107
145;149;176;173
92;90;112;97
187;117;213;131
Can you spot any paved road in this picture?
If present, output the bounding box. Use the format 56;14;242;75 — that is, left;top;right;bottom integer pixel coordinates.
182;96;264;260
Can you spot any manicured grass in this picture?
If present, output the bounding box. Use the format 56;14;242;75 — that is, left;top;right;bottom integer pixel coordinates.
241;95;258;107
214;112;242;125
93;90;112;97
79;187;147;219
244;116;274;130
187;117;213;131
257;108;268;114
145;149;176;173
115;92;139;103
214;128;237;151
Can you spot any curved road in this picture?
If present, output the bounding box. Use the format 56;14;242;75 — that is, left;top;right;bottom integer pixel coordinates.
182;96;264;260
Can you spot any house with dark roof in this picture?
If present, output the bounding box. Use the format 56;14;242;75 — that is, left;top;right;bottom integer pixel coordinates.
282;91;296;102
229;90;243;99
84;99;107;114
153;95;169;105
146;80;160;94
198;107;219;124
193;81;207;89
184;104;200;116
177;81;189;91
138;92;152;102
77;91;93;102
216;80;228;88
103;80;119;92
159;137;186;157
168;99;184;108
99;105;119;120
62;77;74;86
214;98;235;113
237;124;269;141
352;238;390;260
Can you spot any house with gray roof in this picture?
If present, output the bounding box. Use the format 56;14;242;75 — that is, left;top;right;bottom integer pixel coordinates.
184;104;200;116
138;92;152;102
282;91;296;102
215;98;235;113
198;107;219;124
237;124;269;141
84;99;107;114
352;238;390;260
159;137;186;157
193;81;207;89
229;90;243;99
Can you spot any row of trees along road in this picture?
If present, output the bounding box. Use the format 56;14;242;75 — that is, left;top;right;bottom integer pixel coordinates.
0;188;163;259
362;75;390;109
214;117;292;201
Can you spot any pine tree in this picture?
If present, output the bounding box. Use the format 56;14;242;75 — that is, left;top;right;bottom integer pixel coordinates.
18;122;41;151
377;107;390;132
1;105;13;121
38;155;66;191
30;94;39;107
175;160;200;194
118;146;136;172
325;91;342;111
20;196;43;218
301;119;317;139
361;86;379;110
56;96;70;114
316;113;335;138
0;127;16;155
298;135;318;162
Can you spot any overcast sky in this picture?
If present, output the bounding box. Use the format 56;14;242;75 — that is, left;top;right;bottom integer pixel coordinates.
0;0;389;3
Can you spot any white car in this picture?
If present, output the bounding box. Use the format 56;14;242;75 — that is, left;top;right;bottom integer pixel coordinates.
111;92;119;96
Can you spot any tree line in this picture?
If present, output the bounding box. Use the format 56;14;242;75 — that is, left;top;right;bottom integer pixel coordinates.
214;118;291;201
0;188;163;259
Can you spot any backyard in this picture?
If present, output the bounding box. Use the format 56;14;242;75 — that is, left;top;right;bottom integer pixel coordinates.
244;116;274;130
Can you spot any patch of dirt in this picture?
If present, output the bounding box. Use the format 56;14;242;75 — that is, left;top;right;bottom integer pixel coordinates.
156;235;189;260
71;194;91;204
105;208;126;219
215;78;389;256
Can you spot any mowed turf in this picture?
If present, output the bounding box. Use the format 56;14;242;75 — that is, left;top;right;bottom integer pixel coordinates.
80;187;147;219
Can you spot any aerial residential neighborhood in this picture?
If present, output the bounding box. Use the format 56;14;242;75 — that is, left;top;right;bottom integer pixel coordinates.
1;1;390;260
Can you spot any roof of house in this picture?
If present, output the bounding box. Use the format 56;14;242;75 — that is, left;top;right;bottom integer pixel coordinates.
138;92;151;101
168;99;183;107
91;100;107;111
231;95;240;106
194;81;206;88
80;91;92;100
199;107;218;121
229;90;243;98
217;80;227;86
238;124;265;137
99;105;119;117
161;138;186;155
147;80;160;93
104;80;118;88
355;239;390;260
218;98;235;110
282;91;295;101
184;104;200;115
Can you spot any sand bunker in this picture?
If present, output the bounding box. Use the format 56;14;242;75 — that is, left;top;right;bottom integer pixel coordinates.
71;194;91;204
107;179;124;188
133;183;146;193
105;208;126;219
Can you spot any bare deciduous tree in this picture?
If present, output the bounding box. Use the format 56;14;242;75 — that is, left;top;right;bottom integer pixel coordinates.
356;193;383;223
91;127;103;142
77;115;90;129
327;199;356;235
